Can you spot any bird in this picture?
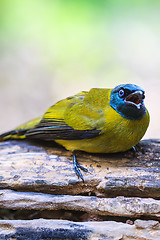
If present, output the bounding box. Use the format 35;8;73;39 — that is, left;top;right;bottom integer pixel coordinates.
0;84;150;181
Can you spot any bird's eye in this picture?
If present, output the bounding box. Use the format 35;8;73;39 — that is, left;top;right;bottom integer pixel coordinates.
118;89;125;98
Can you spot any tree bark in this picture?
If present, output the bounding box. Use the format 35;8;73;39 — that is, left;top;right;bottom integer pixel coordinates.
0;219;160;240
0;139;160;239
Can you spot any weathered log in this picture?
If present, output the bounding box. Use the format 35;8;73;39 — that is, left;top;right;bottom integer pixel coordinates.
0;139;159;198
0;189;160;219
0;219;160;240
0;139;160;239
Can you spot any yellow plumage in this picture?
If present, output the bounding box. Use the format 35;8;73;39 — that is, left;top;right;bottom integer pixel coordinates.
0;87;149;153
54;88;149;153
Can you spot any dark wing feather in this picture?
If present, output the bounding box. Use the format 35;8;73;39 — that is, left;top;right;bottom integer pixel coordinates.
25;120;101;140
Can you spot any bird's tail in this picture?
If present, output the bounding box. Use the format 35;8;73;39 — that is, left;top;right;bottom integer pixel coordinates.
0;117;41;141
0;129;27;141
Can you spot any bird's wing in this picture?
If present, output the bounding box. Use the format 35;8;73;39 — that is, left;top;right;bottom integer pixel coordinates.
26;90;106;140
26;120;101;140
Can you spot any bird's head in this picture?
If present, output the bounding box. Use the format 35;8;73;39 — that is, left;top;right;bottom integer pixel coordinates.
109;84;147;120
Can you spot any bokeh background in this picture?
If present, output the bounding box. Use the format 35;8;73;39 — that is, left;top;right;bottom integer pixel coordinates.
0;0;159;139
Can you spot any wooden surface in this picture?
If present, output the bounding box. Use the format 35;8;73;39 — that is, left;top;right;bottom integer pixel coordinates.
0;139;159;197
0;139;160;239
0;189;160;218
0;219;160;240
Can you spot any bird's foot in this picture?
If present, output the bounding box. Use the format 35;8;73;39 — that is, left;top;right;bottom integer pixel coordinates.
132;146;137;152
72;152;88;182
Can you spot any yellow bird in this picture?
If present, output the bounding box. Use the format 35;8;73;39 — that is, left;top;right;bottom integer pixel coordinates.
0;84;150;181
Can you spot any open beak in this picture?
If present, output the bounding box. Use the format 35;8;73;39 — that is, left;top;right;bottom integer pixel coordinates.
125;91;144;109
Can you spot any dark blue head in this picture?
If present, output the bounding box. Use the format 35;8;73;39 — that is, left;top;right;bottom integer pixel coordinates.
109;84;147;120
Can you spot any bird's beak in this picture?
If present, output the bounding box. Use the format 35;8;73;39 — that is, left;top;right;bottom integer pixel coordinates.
125;91;143;109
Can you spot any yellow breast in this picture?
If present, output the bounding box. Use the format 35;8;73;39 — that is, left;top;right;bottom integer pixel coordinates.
55;106;150;153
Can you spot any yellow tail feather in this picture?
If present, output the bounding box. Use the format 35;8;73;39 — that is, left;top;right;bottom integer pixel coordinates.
0;117;41;141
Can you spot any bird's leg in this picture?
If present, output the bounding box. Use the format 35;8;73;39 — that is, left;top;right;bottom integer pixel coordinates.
130;145;138;157
72;151;88;182
132;146;136;152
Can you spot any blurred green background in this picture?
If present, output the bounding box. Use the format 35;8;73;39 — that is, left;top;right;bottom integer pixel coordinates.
0;0;159;138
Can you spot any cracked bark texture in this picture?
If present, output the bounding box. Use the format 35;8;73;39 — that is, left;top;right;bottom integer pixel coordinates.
0;139;160;239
